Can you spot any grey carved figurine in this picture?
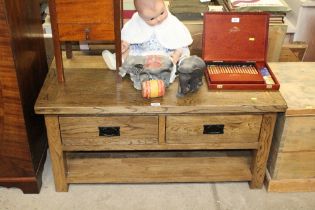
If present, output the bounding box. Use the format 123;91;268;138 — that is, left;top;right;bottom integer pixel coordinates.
177;55;206;97
119;55;174;90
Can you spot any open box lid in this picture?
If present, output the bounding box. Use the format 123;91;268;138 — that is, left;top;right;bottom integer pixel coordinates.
202;12;270;62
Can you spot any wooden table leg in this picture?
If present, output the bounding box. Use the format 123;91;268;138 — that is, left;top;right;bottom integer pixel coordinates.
45;116;69;192
250;113;277;188
114;0;122;82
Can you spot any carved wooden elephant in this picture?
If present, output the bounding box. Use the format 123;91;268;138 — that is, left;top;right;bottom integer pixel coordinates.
177;55;206;97
119;55;173;90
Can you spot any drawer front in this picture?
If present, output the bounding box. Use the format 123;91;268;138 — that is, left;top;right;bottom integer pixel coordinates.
166;115;262;144
54;0;114;24
60;116;158;146
58;23;114;41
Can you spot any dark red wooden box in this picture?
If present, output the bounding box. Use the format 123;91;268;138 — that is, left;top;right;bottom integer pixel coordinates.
202;12;280;90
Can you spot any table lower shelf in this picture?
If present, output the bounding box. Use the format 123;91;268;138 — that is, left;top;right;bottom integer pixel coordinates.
66;151;252;183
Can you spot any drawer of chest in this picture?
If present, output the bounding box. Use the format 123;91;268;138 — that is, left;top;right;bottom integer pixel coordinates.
59;116;158;146
54;0;114;24
166;115;262;144
58;23;114;41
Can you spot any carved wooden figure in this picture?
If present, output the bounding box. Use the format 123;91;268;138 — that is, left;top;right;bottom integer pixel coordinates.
177;56;205;97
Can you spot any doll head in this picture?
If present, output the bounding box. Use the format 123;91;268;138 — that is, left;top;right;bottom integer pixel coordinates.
134;0;168;26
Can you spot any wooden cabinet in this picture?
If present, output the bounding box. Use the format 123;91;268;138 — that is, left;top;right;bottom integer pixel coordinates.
35;53;287;192
48;0;122;82
0;0;48;193
266;62;315;192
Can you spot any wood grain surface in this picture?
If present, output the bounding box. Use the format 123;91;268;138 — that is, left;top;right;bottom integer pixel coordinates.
280;116;315;152
267;62;315;191
166;115;262;144
37;53;288;190
266;170;315;192
59;116;159;146
58;23;114;41
62;142;260;152
49;0;121;82
270;62;315;116
55;0;114;24
0;0;48;193
274;151;315;179
250;114;276;188
45;116;68;192
66;151;252;183
35;54;287;115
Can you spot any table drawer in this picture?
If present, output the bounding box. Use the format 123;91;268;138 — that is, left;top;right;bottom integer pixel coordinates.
59;116;159;146
58;23;114;41
166;115;262;144
55;0;114;24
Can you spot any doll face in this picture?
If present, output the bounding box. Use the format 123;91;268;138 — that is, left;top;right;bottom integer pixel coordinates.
137;0;168;26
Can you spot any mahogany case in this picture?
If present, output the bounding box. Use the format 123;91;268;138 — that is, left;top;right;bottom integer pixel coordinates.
202;12;280;90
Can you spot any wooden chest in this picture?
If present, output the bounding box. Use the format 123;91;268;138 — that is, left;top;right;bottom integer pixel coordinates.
267;62;315;192
202;12;280;90
0;0;48;193
48;0;122;82
35;53;287;192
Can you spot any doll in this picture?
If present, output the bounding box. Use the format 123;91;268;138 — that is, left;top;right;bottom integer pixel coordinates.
103;0;192;85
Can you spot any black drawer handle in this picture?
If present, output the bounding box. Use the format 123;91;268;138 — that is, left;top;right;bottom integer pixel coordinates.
98;127;120;137
203;124;224;134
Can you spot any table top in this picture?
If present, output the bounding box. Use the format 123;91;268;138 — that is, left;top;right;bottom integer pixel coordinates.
35;53;287;115
271;62;315;116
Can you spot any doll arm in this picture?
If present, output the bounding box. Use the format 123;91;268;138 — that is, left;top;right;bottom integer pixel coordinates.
171;48;183;64
121;40;130;61
171;47;190;64
121;40;130;53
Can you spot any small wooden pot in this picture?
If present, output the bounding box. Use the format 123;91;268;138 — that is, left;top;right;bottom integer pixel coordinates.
142;80;165;99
